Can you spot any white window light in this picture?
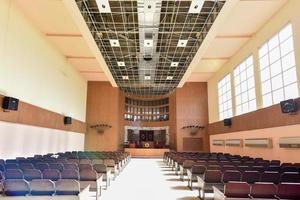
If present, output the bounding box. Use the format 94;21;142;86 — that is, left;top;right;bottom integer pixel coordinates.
259;23;298;107
122;76;129;80
166;76;173;80
177;39;188;47
96;0;111;13
109;39;120;47
218;74;233;120
234;55;256;115
144;75;151;80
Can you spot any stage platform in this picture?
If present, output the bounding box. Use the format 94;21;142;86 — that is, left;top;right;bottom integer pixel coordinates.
125;148;169;158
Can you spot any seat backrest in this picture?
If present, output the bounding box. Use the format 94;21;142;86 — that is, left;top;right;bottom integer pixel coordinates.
29;179;55;196
61;169;79;180
19;163;34;171
222;170;241;183
281;166;299;173
250;182;277;198
277;183;300;199
42;169;61;181
55;179;80;195
270;160;281;165
104;159;115;167
204;170;222;183
5;163;19;170
23;169;42;181
79;164;93;171
49;163;64;172
224;182;250;198
4;169;24;180
222;165;236;171
79;159;92;165
92;159;104;165
93;164;107;173
241;171;261;184
260;171;280;184
280;172;300;183
207;165;221;171
80;169;97;181
252;165;266;173
237;165;251;172
192;165;206;174
267;165;281;172
67;159;79;164
5;159;18;164
64;163;79;171
34;163;50;172
3;179;30;196
183;160;194;168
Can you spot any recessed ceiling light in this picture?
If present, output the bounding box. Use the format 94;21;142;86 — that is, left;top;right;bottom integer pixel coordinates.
188;0;204;14
96;0;111;13
122;76;129;80
171;62;179;67
144;75;151;80
144;39;153;47
109;39;120;47
166;76;173;80
177;39;188;47
117;62;125;66
144;1;156;12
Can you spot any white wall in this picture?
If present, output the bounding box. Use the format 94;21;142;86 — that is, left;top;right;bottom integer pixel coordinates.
208;0;300;123
0;0;87;122
0;121;84;159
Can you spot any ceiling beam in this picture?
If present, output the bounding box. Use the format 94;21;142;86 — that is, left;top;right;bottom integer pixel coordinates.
45;33;82;37
215;35;252;39
66;56;95;59
202;57;230;60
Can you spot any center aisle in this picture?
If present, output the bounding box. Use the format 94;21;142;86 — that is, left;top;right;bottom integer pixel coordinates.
100;158;198;200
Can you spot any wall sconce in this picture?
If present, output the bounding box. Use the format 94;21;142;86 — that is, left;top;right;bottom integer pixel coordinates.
182;125;205;135
90;124;112;134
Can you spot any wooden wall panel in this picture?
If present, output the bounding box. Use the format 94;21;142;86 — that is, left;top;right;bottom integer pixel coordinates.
85;82;121;151
0;96;86;133
183;137;203;151
208;98;300;135
176;82;209;152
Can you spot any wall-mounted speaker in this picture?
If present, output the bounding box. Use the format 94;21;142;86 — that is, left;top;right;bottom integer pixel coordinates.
2;96;19;111
223;118;232;126
280;99;297;113
64;116;72;125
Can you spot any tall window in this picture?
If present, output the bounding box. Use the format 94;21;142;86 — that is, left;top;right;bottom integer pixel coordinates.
234;55;256;115
218;74;232;120
259;23;298;107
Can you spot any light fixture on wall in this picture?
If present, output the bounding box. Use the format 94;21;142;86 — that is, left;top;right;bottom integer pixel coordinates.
90;124;112;134
182;125;204;135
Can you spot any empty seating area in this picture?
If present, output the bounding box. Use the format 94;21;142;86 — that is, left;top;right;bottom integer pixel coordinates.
164;151;300;199
0;151;130;199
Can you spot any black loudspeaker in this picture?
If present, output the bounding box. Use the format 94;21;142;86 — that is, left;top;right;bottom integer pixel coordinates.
64;116;72;125
224;118;232;126
280;99;297;113
2;96;19;111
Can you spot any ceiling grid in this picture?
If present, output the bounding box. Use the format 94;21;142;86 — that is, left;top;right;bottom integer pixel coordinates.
75;0;225;96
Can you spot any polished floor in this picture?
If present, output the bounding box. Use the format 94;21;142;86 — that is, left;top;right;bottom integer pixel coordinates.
99;158;200;200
